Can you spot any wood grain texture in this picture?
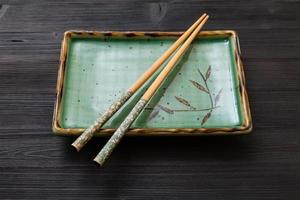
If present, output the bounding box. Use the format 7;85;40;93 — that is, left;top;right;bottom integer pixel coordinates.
0;0;299;199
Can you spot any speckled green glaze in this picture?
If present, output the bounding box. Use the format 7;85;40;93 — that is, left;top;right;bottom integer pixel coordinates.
94;99;147;165
59;35;244;130
72;91;132;150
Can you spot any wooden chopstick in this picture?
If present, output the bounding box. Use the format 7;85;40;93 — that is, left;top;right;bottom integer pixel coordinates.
72;14;208;151
129;14;208;93
93;15;209;165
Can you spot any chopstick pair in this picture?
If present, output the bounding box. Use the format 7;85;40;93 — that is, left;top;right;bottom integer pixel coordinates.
72;13;209;165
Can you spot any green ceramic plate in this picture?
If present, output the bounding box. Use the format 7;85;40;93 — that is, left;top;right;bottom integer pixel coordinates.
53;31;252;136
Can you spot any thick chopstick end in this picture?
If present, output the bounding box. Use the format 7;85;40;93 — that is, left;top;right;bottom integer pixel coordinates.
93;157;105;166
71;142;81;152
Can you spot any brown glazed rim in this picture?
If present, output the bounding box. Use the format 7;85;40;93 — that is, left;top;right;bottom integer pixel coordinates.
52;30;252;136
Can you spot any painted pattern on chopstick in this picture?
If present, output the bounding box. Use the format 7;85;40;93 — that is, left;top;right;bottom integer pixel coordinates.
93;99;148;165
72;91;133;151
147;66;222;126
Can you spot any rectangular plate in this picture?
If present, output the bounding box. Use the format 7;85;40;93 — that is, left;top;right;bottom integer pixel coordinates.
53;30;252;136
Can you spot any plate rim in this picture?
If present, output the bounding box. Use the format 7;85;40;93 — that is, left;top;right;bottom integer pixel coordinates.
52;30;252;136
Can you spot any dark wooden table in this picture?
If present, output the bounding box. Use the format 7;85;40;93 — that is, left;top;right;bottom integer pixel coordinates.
1;0;300;199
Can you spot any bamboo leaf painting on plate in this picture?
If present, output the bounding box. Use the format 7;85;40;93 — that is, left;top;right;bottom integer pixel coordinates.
145;65;223;126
